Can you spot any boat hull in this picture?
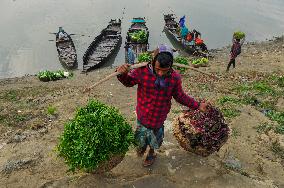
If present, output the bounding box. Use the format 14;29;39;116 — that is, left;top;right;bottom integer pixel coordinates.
56;32;77;69
83;19;122;72
163;14;209;57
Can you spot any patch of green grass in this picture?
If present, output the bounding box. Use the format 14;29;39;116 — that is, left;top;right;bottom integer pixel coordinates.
0;111;32;127
0;90;19;101
241;95;259;106
14;114;29;122
218;96;240;105
269;74;284;87
266;111;284;124
240;94;276;111
258;101;276;110
47;106;57;116
233;83;251;93
254;123;273;134
221;108;241;118
252;81;274;94
275;124;284;135
233;80;277;97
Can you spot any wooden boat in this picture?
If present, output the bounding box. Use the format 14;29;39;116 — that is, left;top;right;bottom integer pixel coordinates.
83;19;122;72
163;14;209;57
125;17;149;64
56;28;77;69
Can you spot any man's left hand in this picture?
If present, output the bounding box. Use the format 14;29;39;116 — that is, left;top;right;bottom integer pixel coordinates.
199;102;209;112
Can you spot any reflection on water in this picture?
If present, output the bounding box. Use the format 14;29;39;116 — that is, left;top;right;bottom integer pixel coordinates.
0;0;284;78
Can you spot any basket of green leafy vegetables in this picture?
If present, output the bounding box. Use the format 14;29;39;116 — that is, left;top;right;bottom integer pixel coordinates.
233;31;246;40
137;52;152;63
57;100;134;173
191;58;209;68
129;30;147;43
174;56;189;74
37;70;73;82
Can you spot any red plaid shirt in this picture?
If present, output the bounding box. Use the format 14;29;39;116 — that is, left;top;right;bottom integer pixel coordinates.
118;64;199;129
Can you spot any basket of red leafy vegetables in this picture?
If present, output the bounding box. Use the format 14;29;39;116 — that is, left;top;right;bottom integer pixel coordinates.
173;104;230;157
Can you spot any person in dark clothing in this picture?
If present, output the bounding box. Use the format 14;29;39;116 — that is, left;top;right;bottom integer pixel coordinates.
227;37;245;71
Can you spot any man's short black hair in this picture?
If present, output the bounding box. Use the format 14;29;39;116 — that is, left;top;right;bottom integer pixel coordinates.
155;52;173;68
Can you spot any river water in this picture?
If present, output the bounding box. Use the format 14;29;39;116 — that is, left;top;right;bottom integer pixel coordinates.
0;0;284;78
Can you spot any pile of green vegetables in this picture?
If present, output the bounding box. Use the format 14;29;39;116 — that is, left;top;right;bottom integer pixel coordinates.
233;31;246;39
37;70;73;82
137;52;152;62
191;58;209;67
174;56;189;73
129;30;147;43
57;100;134;172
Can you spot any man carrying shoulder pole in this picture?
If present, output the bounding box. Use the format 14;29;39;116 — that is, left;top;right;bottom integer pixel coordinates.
116;44;209;167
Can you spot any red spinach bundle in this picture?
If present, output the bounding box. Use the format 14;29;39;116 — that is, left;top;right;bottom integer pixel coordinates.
173;105;230;157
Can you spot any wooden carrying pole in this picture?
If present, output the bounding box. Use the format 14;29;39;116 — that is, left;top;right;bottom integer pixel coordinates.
83;62;218;93
172;63;216;78
83;62;148;93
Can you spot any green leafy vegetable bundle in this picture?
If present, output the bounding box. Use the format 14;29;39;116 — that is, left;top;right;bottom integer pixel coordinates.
233;31;246;39
37;70;73;82
129;30;147;43
174;56;189;73
137;52;152;62
57;100;134;172
191;58;209;67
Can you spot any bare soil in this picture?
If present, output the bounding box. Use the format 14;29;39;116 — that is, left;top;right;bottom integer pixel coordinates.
0;36;284;188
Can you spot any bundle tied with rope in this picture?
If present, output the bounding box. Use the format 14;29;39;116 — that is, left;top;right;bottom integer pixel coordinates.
173;104;230;157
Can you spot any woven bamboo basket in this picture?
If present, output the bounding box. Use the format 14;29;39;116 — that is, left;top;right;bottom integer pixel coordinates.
92;154;125;174
173;107;230;157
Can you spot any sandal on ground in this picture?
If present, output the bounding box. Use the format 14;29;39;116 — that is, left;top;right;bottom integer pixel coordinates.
143;153;157;167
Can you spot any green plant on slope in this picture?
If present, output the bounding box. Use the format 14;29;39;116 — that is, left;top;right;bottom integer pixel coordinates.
47;106;57;116
218;96;240;105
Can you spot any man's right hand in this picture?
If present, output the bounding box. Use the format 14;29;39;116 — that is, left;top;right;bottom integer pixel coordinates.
116;64;131;74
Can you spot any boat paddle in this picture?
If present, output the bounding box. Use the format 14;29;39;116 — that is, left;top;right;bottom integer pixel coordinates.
83;62;218;93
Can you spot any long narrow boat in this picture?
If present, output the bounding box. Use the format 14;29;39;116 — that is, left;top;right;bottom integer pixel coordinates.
56;28;77;69
125;17;149;64
163;14;209;57
83;19;122;72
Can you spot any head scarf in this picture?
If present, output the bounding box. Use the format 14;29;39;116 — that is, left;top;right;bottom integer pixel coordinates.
150;44;174;89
